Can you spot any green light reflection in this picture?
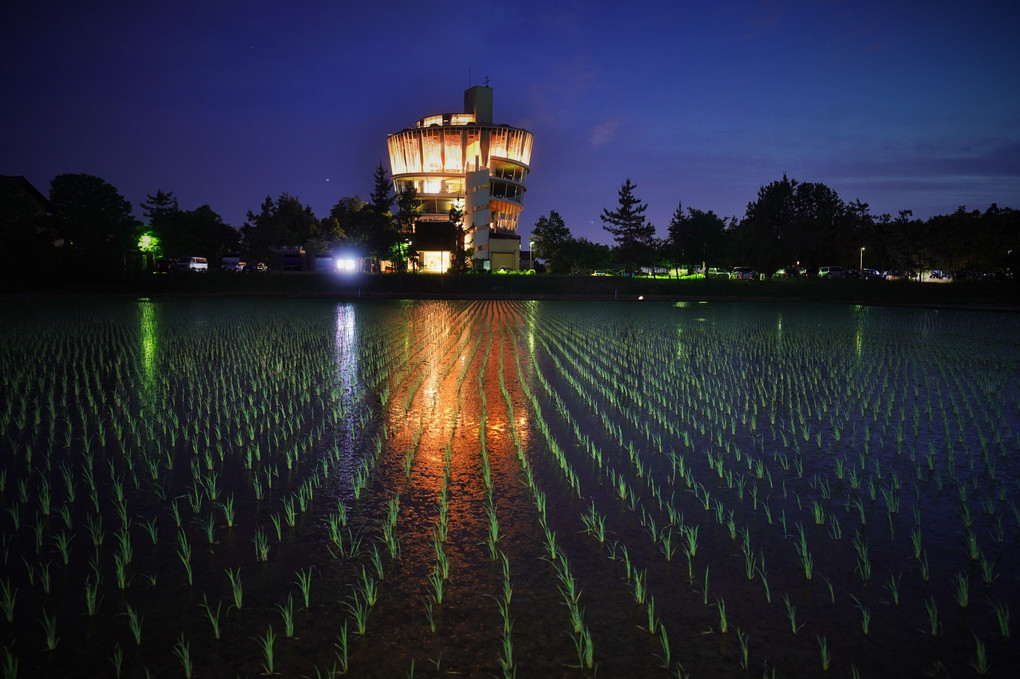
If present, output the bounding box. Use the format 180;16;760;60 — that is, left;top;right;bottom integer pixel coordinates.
138;299;157;387
853;305;867;358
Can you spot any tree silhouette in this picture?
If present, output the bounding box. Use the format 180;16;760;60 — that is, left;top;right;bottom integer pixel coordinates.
242;193;317;260
531;210;572;273
49;173;136;274
602;178;655;272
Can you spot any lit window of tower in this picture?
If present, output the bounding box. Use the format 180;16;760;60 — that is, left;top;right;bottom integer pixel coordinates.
386;85;533;272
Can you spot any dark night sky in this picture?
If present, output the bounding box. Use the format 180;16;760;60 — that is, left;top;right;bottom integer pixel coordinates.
3;0;1018;244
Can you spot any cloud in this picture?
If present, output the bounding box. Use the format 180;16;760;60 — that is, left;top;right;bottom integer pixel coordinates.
590;119;620;147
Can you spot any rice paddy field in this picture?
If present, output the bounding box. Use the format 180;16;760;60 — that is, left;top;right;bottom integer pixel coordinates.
0;297;1017;678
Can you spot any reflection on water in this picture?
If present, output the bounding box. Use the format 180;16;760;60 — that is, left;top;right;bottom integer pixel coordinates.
334;302;358;396
137;298;158;405
853;304;867;357
675;325;688;361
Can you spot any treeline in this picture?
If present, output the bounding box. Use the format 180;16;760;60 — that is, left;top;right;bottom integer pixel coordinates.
533;175;1019;276
1;169;1016;281
0;164;438;278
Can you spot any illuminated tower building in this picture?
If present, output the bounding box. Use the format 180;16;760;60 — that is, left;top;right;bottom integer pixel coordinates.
387;85;534;271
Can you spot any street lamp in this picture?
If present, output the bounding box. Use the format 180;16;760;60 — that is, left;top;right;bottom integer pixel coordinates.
860;247;865;270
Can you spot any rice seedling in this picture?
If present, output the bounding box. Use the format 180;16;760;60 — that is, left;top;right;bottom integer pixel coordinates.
84;577;102;616
123;602;143;644
793;523;813;581
422;597;436;633
849;594;871;635
978;551;996;584
643;595;659;634
257;625;277;674
969;633;991;675
542;527;557;562
632;568;647;606
581;501;606;543
755;558;773;603
356;566;379;607
925;596;939;636
199;513;216;544
990;600;1010;638
254;526;270;562
484;503;500;560
109;643;123;679
226;568;243;611
140;516;158;544
851;531;871;583
40;608;59;651
277;594;296;637
783;595;804;634
817;635;831;672
570;625;595;670
172;635;193;679
657;624;672;669
0;580;15;624
884;572;901;606
737;628;750;670
334;622;350;673
953;571;969;608
51;531;72;565
217;495;235;528
917;549;931;582
2;645;16;679
295;567;313;608
702;564;710;606
346;591;370;635
715;596;728;633
369;544;385;580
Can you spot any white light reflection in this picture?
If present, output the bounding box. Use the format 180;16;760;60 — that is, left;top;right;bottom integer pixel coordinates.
853;305;866;358
675;326;688;361
334;303;358;395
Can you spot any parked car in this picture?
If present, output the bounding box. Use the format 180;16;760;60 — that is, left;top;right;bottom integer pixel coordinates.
731;266;757;280
172;256;208;272
243;262;270;273
818;265;843;279
220;261;245;272
773;267;808;278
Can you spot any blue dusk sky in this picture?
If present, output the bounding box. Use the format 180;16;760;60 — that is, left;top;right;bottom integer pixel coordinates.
3;0;1018;245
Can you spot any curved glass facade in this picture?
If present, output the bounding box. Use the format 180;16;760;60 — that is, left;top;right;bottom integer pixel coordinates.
386;87;533;271
387;125;532;181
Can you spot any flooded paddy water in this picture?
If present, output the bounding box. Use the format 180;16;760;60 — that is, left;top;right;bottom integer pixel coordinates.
0;297;1017;678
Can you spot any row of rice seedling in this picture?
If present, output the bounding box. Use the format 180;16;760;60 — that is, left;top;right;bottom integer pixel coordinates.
1;298;1015;676
0;299;423;676
516;319;733;676
518;301;1018;677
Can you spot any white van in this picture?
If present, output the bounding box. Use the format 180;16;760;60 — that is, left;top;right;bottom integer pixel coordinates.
817;265;843;279
173;256;209;272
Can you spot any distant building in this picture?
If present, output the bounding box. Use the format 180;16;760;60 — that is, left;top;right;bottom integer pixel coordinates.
0;175;57;248
387;86;534;271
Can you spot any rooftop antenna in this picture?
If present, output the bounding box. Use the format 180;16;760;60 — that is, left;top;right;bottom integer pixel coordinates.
468;67;472;87
484;75;490;87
